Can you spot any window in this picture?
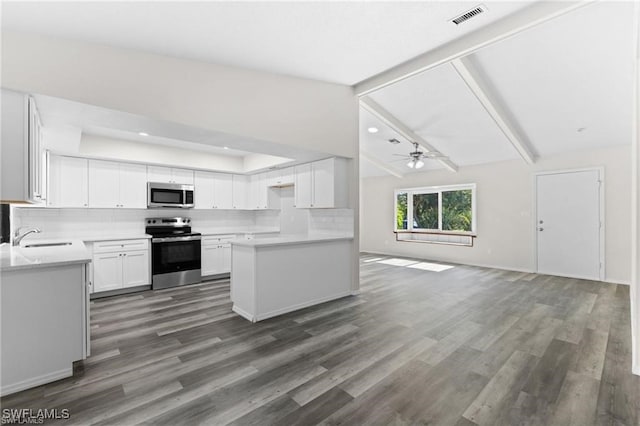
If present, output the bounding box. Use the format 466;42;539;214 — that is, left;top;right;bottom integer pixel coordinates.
394;184;476;235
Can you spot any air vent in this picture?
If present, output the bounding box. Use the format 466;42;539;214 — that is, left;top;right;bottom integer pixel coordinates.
388;138;401;145
451;5;486;25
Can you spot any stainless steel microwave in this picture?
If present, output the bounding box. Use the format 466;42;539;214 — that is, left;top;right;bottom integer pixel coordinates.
147;182;195;208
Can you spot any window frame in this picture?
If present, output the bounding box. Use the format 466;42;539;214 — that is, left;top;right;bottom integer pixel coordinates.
394;183;477;235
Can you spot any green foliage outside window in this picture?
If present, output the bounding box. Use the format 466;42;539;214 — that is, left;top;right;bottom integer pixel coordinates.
442;190;472;232
396;193;408;230
413;193;439;229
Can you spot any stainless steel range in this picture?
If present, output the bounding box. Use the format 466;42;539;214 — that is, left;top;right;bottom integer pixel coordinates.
146;217;201;290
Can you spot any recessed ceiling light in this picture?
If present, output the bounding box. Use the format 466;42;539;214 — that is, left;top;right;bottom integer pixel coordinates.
138;132;149;136
223;146;229;150
367;127;379;134
577;127;587;133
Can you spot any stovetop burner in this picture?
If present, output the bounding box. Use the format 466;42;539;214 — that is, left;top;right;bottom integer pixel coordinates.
145;217;200;238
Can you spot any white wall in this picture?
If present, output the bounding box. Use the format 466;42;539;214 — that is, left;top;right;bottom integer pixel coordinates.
1;31;358;158
361;145;631;284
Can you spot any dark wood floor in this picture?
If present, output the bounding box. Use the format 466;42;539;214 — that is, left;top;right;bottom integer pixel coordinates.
2;253;639;425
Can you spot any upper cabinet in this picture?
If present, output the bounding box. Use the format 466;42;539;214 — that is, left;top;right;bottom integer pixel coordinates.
88;160;147;208
1;89;45;203
147;166;194;185
248;173;268;210
295;158;348;209
232;175;248;209
194;171;233;209
48;155;88;208
266;167;294;187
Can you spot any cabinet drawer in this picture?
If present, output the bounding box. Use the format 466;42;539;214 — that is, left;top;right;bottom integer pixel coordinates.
93;239;149;253
202;235;236;246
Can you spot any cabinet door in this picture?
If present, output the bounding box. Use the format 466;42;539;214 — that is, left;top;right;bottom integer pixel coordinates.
213;173;233;209
248;174;260;210
48;155;89;207
93;253;123;292
119;163;147;208
312;158;335;208
255;173;267;209
201;245;220;276
294;163;312;208
122;250;150;287
172;168;194;185
221;243;232;273
194;171;215;209
88;159;120;208
280;167;295;186
28;97;44;202
147;166;173;183
232;175;248;209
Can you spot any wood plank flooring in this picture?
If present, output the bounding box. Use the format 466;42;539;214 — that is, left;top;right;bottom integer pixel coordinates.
2;253;639;425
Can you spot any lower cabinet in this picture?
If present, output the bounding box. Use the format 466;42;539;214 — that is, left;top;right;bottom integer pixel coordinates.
202;235;235;276
92;239;150;293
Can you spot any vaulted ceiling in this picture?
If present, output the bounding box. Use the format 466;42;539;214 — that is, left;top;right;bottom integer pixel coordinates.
360;1;635;177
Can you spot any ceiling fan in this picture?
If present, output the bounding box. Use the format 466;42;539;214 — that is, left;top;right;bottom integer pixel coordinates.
391;141;448;169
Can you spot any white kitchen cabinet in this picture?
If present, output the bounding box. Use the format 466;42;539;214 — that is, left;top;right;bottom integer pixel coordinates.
195;171;234;209
294;163;313;208
1;89;45;203
232;175;248;209
194;171;216;209
267;167;294;187
92;252;123;292
147;166;194;184
92;239;150;293
119;163;147;208
213;173;233;209
202;235;235;276
248;173;268;210
122;250;150;287
48;155;89;208
88;160;147;208
294;158;348;209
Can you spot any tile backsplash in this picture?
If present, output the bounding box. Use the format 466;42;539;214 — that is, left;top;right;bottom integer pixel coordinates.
12;206;353;240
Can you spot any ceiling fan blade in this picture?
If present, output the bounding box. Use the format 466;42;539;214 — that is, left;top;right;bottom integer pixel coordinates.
391;154;410;157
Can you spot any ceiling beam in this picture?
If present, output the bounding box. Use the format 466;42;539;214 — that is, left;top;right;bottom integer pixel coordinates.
360;150;405;178
360;97;458;172
451;57;536;164
354;1;591;96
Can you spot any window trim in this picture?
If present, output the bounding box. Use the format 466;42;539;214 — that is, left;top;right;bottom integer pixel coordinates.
394;183;477;236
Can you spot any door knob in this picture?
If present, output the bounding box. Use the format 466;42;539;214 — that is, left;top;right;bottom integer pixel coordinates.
539;227;544;231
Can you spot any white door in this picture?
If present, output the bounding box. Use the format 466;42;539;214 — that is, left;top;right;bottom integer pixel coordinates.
48;155;89;208
213;173;233;209
147;166;173;183
172;168;194;185
93;253;123;292
536;170;602;280
294;163;312;208
194;171;215;209
232;175;248;209
312;158;335;208
119;163;147;208
88;160;120;208
122;250;150;287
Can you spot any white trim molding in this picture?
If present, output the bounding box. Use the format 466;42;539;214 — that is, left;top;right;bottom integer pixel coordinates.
630;0;640;377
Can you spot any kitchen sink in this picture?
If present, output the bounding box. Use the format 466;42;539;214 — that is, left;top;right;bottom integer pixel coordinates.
23;242;73;248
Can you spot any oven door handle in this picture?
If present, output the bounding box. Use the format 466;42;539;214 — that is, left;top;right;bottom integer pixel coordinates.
152;235;202;243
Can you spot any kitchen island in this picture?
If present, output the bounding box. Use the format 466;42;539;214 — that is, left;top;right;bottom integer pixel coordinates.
230;235;354;322
0;240;91;396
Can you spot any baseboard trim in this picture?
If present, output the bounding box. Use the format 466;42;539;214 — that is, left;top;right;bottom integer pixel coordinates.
256;291;353;322
0;367;73;397
361;250;630;284
232;305;255;322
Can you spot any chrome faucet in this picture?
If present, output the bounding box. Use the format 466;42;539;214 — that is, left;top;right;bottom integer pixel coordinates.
13;227;41;246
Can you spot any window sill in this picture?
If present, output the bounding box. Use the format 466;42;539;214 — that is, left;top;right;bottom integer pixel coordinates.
394;231;475;246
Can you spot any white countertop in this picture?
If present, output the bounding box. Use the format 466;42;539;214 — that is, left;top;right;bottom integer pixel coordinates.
196;228;280;236
230;234;353;248
1;240;91;272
